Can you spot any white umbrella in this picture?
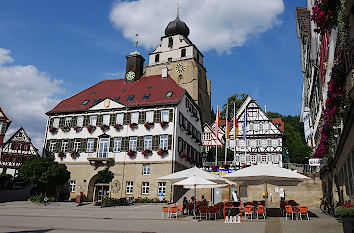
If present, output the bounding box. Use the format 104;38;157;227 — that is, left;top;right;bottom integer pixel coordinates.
174;175;217;220
223;164;310;207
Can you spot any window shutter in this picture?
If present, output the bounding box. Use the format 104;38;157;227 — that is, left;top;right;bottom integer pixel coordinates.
68;139;74;152
152;135;159;150
110;114;116;126
169;109;173;122
59;117;65;128
168;135;172;150
83;116;89;127
123;113;131;125
97;115;103;126
49;118;54;128
71;116;77;128
45;140;50;150
139;112;146;124
137;136;144;151
122;137;129;152
109;138;114;152
93;139;98;152
55;139;62;152
80;139;87;152
153;110;160;123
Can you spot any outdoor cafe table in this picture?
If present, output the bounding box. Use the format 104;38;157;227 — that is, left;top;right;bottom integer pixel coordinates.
224;201;242;222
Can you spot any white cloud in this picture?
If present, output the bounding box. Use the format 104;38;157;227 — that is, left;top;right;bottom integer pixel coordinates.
110;0;284;54
0;48;63;153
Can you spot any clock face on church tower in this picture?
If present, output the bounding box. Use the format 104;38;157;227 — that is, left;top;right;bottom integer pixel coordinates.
176;63;185;74
126;71;135;80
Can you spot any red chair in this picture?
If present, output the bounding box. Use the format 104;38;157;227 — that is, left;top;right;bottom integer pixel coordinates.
199;205;209;220
285;205;297;220
298;206;309;220
244;205;253;219
177;205;183;216
208;206;217;220
162;206;170;219
256;205;266;220
169;205;178;219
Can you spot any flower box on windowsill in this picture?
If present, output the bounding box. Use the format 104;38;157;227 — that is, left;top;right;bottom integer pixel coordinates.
144;122;154;129
61;126;70;133
49;127;58;134
127;150;136;157
58;151;66;160
70;151;80;159
129;123;138;129
100;124;109;131
157;149;168;156
160;121;169;128
114;124;123;130
179;152;187;159
74;126;82;132
86;125;96;133
142;149;152;157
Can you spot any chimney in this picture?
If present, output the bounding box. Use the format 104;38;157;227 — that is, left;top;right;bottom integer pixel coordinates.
162;66;168;78
264;105;267;113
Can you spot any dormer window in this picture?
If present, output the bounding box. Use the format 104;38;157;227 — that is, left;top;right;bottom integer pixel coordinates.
168;37;173;48
181;48;186;57
127;95;134;101
155;54;160;62
82;100;89;105
166;92;173;98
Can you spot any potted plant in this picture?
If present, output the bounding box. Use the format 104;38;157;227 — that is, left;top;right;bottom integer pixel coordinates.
70;151;80;159
157;148;168;156
73;126;82;132
335;203;354;233
100;124;109;131
86;125;96;133
61;125;70;133
127;150;136;157
160;121;169;128
144;122;154;129
49;127;58;134
142;149;152;157
58;151;66;160
114;124;123;130
129;123;138;129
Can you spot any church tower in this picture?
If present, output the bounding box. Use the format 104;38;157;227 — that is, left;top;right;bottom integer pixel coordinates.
144;7;212;124
125;35;145;83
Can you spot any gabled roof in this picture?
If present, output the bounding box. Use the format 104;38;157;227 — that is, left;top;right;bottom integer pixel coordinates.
271;118;285;133
3;127;39;156
0;105;11;122
295;7;311;38
47;75;185;115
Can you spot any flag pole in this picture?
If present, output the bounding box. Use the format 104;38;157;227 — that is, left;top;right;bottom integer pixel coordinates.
215;105;219;166
233;102;236;163
224;104;228;164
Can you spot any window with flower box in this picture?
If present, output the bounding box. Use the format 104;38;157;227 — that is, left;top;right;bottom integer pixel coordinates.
129;137;137;151
144;136;152;150
103;114;110;125
77;116;84;127
116;113;124;125
143;164;150;175
73;140;81;152
61;141;68;153
69;180;76;192
146;111;154;123
142;182;149;194
90;115;97;126
87;139;95;152
113;137;122;152
160;135;168;150
53;118;60;128
161;110;169;122
65;117;72;127
126;181;133;194
158;182;166;196
131;112;139;124
49;141;56;152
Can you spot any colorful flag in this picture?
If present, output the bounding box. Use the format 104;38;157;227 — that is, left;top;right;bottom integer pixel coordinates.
225;104;230;139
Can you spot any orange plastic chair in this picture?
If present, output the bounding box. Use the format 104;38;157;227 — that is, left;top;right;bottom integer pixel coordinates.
285;205;297;220
256;205;266;220
244;205;253;219
162;206;170;219
177;205;183;216
170;205;178;219
199;205;209;220
298;206;309;220
208;206;217;220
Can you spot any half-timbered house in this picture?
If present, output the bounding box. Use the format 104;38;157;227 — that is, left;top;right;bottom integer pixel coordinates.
229;96;284;167
0;105;11;147
43;50;202;202
201;122;225;153
0;127;39;175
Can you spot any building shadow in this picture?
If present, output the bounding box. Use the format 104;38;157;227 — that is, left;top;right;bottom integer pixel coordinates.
7;229;53;233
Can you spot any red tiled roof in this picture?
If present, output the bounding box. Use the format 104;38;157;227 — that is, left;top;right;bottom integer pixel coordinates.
271;118;284;133
47;75;185;114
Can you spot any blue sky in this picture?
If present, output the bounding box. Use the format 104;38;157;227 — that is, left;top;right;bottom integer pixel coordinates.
0;0;307;148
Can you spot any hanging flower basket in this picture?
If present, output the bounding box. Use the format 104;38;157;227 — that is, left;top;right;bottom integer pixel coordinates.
86;125;96;133
157;148;168;156
144;122;154;129
142;149;152;157
160;121;169;128
49;127;58;134
100;124;109;131
211;165;219;172
58;151;66;160
311;0;339;34
73;126;82;132
129;123;138;129
61;126;70;133
114;124;123;130
70;151;80;159
179;152;187;158
127;150;136;157
335;203;354;233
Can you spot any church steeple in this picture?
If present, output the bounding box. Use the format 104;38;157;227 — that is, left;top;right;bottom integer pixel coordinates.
125;34;145;83
164;5;190;37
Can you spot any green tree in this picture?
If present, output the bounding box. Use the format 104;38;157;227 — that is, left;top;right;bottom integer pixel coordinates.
96;168;114;183
18;157;70;197
207;146;234;163
220;93;248;120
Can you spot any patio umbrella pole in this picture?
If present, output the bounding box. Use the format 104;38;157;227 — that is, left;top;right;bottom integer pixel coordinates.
264;180;268;209
194;184;196;219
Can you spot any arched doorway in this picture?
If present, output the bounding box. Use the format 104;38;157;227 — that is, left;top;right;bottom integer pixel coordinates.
87;174;98;202
87;174;110;202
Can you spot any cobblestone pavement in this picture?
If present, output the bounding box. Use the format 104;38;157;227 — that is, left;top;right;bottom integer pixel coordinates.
0;202;342;233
